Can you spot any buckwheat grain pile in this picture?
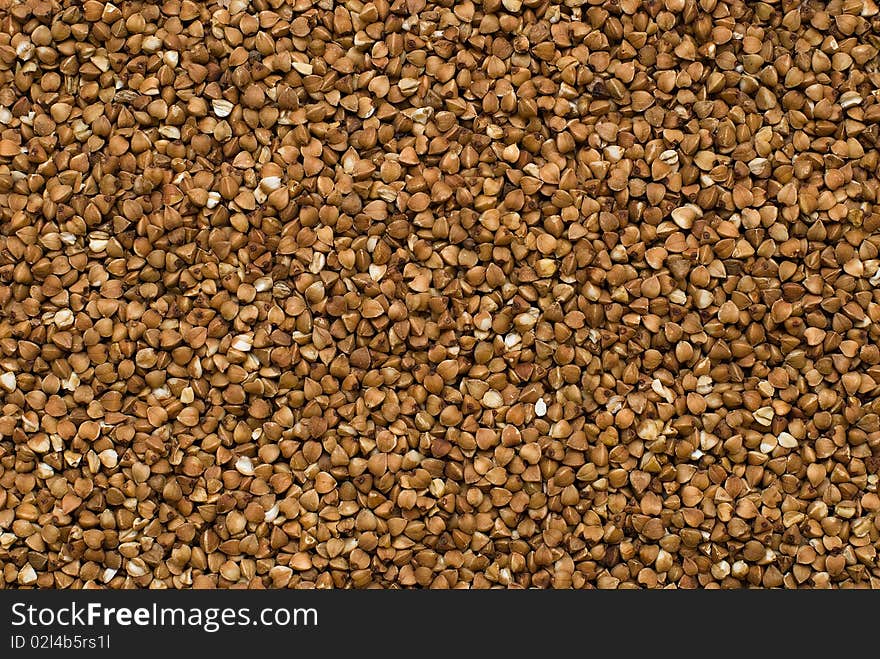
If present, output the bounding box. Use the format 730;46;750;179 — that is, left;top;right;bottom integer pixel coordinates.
2;0;880;589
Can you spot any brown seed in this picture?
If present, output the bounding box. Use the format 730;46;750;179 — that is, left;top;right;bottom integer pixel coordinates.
0;140;21;156
315;472;337;494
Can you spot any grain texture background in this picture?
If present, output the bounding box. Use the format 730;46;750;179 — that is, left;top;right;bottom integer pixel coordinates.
1;0;880;589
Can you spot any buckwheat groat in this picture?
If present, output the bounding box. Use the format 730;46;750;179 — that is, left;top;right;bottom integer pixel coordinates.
1;0;879;589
